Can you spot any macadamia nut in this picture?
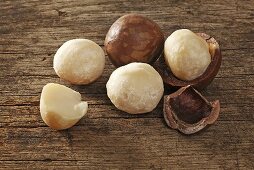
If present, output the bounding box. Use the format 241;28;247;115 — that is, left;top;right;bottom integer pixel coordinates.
105;14;164;67
164;29;211;81
53;39;105;84
40;83;88;130
106;63;164;114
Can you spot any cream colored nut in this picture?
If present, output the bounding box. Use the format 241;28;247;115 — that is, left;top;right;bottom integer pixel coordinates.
164;29;211;81
106;62;164;114
53;39;105;84
40;83;88;130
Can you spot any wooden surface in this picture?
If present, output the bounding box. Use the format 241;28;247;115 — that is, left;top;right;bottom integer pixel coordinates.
0;0;253;169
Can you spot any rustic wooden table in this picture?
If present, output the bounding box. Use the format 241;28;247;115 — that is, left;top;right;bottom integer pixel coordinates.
1;0;253;169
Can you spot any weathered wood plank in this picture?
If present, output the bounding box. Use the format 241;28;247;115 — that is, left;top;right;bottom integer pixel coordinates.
0;120;253;169
0;76;253;98
1;48;254;77
0;102;253;129
0;0;253;54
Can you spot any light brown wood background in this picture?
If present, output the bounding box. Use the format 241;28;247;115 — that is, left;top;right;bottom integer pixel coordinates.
0;0;253;169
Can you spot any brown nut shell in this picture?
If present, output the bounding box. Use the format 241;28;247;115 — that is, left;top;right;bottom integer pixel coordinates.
163;85;220;134
154;33;221;90
105;14;164;67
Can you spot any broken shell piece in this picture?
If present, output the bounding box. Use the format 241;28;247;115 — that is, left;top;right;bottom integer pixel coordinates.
163;85;220;134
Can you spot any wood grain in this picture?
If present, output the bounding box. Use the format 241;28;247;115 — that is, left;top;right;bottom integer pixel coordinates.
0;0;253;169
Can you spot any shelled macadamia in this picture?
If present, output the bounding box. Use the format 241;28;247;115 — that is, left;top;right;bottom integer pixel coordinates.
40;83;88;130
154;29;221;89
54;39;105;85
106;63;164;114
164;29;211;81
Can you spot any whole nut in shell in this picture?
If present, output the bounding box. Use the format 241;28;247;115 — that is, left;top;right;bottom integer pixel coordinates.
105;14;164;67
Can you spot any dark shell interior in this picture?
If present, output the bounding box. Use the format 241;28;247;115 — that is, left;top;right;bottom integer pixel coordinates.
169;86;212;124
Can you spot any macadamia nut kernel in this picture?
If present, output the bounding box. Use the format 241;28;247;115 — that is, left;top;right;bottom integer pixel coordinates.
106;63;164;114
53;39;105;84
164;29;211;81
40;83;88;130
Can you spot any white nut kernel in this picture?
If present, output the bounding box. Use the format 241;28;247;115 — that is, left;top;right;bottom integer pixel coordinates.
53;39;105;84
40;83;88;130
106;63;164;114
164;29;211;81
